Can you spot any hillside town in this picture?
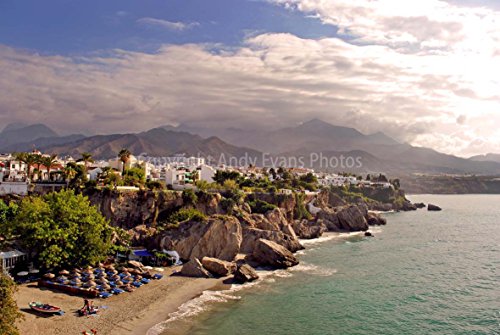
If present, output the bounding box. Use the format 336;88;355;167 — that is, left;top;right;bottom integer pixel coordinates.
0;149;394;197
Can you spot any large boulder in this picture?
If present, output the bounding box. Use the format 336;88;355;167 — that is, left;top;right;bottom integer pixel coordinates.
366;212;387;226
201;257;236;277
402;201;418;211
233;264;259;283
241;228;303;254
252;239;299;269
180;258;212;278
190;216;243;261
318;205;369;232
428;204;442;211
292;219;326;239
161;216;243;262
336;205;369;231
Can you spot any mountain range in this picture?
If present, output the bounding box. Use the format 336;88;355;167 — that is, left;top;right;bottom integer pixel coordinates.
2;120;500;176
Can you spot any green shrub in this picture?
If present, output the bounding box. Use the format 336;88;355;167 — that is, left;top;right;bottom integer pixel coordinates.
182;189;198;205
169;208;206;223
248;199;277;214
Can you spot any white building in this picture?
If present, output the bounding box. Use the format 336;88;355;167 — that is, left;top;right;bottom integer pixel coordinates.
198;164;216;183
0;249;27;274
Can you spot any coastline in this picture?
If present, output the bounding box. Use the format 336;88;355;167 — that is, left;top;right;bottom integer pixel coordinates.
153;230;379;335
15;229;386;335
15;266;230;335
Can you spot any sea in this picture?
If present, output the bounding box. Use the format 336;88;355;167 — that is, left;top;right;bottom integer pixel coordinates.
151;195;500;335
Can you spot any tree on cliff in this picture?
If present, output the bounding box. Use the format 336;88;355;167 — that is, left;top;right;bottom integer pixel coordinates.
118;148;131;176
213;170;240;185
123;166;145;186
0;271;23;335
0;200;19;244
14;190;112;269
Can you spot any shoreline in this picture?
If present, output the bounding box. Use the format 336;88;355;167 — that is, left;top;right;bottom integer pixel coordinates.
15;228;387;335
15;266;230;335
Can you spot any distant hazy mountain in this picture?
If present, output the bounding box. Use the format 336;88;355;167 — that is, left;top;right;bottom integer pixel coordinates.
0;123;58;149
163;119;401;154
44;128;262;161
163;119;500;175
0;123;87;153
2;134;87;153
4;120;500;175
469;153;500;164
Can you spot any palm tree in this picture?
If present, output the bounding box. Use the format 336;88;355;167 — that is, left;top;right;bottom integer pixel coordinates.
24;153;38;182
33;154;43;180
78;152;94;171
118;149;131;176
13;152;38;182
64;162;78;184
41;154;58;181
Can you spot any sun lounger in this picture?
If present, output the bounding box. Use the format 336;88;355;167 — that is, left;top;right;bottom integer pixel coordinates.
99;292;113;299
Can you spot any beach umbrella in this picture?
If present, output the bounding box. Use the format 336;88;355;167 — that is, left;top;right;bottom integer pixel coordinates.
96;278;108;284
153;267;164;272
43;273;55;279
29;269;40;274
83;280;97;288
144;266;153;270
59;270;70;275
17;271;29;277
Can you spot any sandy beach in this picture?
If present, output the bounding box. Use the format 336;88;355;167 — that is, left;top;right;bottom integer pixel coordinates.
15;266;229;335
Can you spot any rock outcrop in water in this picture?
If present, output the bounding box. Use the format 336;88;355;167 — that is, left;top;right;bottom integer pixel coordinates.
427;204;442;211
234;264;259;283
252;239;299;269
317;205;369;232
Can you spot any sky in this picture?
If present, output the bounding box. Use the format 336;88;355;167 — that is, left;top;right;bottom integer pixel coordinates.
0;0;499;157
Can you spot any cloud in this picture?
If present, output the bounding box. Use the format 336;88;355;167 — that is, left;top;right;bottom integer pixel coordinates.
0;1;500;157
136;17;199;31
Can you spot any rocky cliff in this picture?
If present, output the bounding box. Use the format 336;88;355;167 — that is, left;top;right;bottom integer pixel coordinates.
85;187;404;274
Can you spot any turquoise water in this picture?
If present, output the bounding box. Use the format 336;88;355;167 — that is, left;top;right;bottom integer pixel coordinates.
160;195;500;335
